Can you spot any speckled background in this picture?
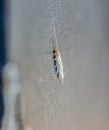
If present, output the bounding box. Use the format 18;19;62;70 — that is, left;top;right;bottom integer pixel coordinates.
8;0;109;130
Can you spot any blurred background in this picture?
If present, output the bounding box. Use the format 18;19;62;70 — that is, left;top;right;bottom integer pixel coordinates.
0;0;6;129
1;0;109;130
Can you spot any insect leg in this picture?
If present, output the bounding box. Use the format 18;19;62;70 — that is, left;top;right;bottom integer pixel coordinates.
54;65;57;69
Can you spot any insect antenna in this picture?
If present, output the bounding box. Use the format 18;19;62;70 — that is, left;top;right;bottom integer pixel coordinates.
53;27;58;49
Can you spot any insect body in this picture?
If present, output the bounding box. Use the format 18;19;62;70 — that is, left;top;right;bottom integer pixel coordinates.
53;28;64;83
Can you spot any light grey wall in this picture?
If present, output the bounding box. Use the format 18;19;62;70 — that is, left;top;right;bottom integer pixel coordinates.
9;0;109;130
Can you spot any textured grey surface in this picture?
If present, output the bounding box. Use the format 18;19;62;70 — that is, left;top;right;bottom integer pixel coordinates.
9;0;109;130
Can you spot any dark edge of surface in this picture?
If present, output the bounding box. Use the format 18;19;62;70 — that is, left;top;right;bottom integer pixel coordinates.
0;0;7;129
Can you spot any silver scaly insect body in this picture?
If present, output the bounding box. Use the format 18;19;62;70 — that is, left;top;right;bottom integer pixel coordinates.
53;28;64;83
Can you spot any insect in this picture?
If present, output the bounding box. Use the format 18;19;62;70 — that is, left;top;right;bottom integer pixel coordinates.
53;28;64;83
